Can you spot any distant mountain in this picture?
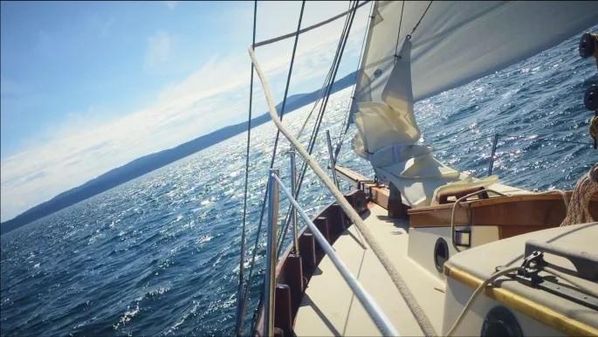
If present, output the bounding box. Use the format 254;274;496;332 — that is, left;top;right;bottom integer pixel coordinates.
0;72;356;234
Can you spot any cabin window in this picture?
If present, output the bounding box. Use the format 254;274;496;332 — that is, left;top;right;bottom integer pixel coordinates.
481;306;523;337
433;238;449;272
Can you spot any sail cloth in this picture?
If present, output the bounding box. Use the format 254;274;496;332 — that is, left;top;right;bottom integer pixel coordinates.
351;1;598;206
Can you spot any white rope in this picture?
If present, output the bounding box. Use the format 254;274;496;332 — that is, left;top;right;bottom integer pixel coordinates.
445;266;519;336
446;262;598;336
248;47;437;337
561;164;598;226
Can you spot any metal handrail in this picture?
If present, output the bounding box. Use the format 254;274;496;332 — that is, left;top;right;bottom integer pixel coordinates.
326;129;340;188
431;132;594;178
289;150;299;253
487;133;499;176
263;169;279;337
270;172;400;337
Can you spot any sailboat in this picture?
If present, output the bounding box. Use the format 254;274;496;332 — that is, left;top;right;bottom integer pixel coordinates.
235;1;598;336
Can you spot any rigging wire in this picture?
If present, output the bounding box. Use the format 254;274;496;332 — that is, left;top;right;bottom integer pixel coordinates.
296;77;331;139
393;1;406;57
282;2;357;243
235;0;596;334
296;0;362;142
254;0;370;48
238;1;306;332
244;1;358;330
295;0;354;142
250;30;439;336
333;0;375;163
408;0;433;39
279;1;306;119
276;0;359;257
303;0;357;174
235;1;257;335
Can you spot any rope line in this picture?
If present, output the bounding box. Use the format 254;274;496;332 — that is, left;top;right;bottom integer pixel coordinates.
394;1;406;57
254;0;370;48
408;0;433;39
334;1;375;163
446;261;598;336
244;4;357;327
249;40;439;337
561;164;598;226
277;0;358;257
279;1;306;117
296;0;356;141
234;1;258;335
445;266;519;336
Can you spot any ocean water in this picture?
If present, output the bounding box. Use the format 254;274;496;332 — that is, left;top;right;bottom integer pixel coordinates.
1;31;596;336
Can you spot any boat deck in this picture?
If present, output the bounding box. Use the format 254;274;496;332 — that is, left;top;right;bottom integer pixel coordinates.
294;203;444;336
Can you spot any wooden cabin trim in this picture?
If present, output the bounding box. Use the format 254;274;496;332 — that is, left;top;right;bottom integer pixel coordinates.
444;264;598;336
408;193;598;240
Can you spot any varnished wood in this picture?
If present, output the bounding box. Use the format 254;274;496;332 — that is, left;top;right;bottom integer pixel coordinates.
275;284;292;337
409;192;598;239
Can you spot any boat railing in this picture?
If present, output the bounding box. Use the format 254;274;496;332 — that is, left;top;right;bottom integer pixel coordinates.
264;168;399;337
430;132;594;177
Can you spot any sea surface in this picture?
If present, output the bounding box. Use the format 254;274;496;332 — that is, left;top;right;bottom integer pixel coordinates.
1;31;597;336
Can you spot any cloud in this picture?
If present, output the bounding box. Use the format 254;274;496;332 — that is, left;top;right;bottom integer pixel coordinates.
0;52;250;220
144;31;173;69
0;3;370;221
164;1;178;10
99;18;115;38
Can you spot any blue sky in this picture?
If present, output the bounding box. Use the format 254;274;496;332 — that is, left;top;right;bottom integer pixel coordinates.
0;1;368;220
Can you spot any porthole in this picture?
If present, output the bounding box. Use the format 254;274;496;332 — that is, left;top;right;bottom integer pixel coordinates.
433;238;449;272
481;306;523;337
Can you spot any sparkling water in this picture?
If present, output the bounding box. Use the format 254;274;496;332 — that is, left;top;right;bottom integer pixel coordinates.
1;31;596;336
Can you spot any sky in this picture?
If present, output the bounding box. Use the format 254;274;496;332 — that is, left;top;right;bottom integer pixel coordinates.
0;1;369;221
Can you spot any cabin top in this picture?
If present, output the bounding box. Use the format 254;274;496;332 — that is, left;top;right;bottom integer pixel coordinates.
444;223;598;333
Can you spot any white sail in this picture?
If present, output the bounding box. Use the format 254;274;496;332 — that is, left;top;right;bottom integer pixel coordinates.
352;1;598;206
353;1;598;110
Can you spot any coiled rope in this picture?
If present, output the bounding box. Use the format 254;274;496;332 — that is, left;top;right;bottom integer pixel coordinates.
561;164;598;226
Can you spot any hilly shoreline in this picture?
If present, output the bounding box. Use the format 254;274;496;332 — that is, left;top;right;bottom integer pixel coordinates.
0;72;356;234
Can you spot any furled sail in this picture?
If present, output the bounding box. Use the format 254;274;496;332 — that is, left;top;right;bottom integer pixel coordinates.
352;1;598;206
